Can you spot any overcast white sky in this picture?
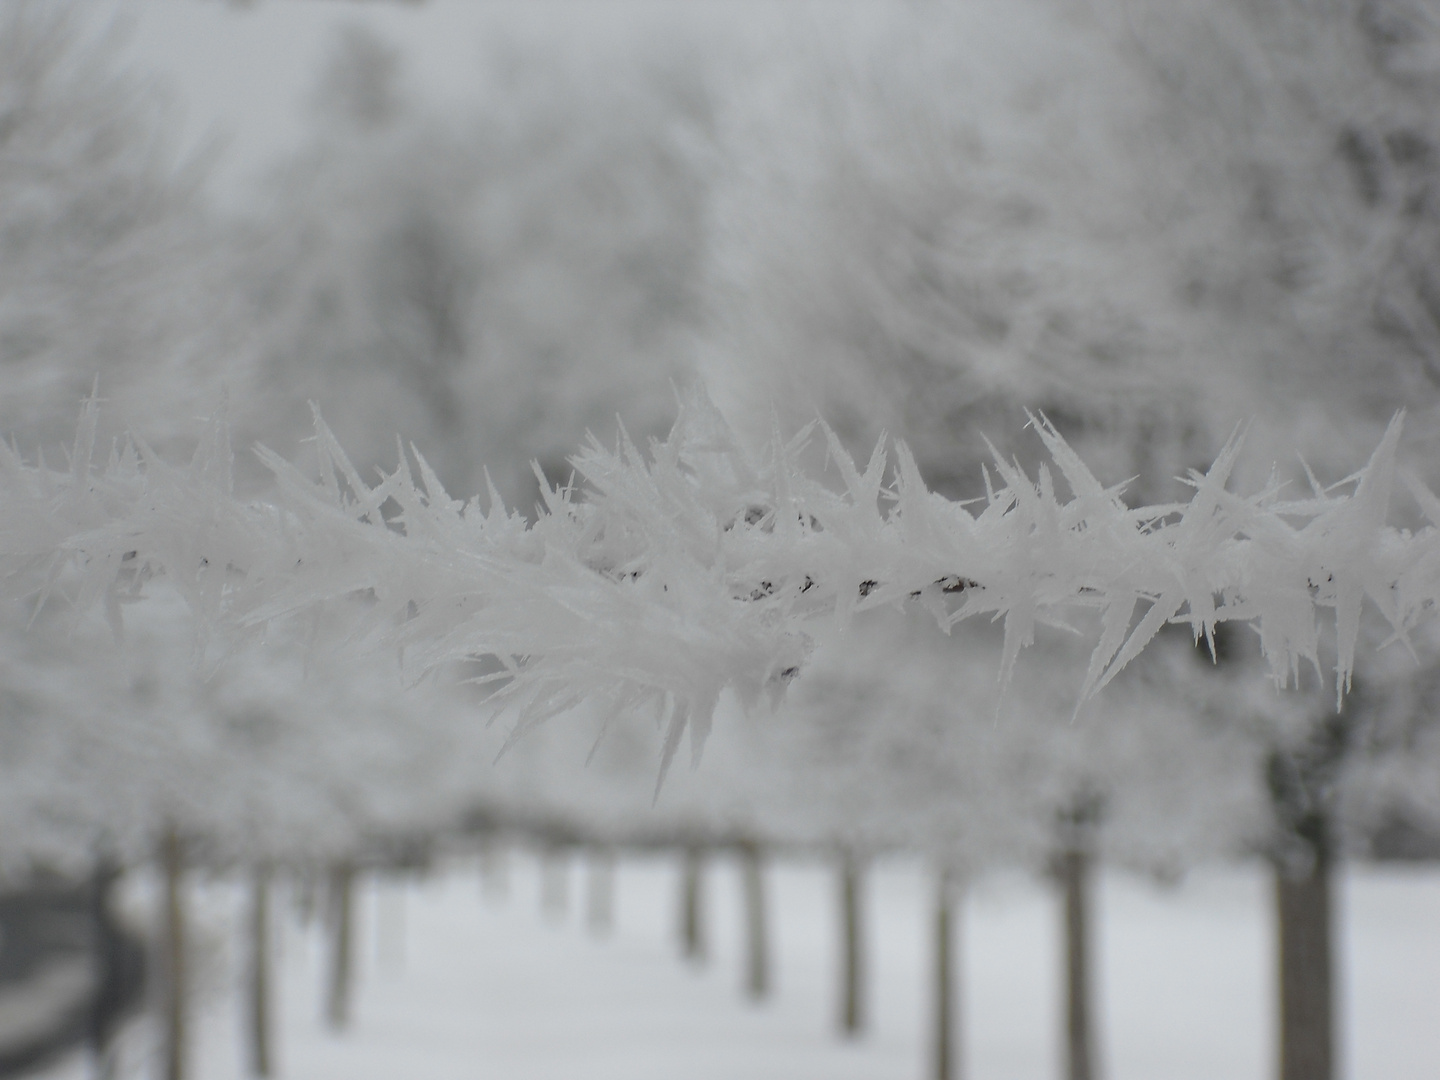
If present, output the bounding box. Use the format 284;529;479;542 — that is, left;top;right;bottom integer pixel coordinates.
101;0;764;208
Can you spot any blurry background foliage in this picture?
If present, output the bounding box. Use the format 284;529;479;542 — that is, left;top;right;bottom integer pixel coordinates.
9;1;1440;502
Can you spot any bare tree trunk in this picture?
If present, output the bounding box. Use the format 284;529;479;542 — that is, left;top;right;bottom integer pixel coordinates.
1265;710;1349;1080
160;828;187;1080
1058;849;1097;1080
737;839;769;1000
246;865;272;1077
931;867;961;1080
1275;857;1334;1080
541;847;569;921
586;848;615;936
838;848;865;1036
680;845;706;963
324;861;355;1031
294;869;318;928
88;858;123;1080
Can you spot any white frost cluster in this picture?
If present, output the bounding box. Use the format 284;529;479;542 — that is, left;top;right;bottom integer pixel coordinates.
2;389;1436;779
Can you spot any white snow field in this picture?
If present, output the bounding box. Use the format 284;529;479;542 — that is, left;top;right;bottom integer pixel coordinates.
39;855;1440;1080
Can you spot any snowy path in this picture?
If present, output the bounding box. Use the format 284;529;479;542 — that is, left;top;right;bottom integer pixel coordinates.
38;855;1440;1080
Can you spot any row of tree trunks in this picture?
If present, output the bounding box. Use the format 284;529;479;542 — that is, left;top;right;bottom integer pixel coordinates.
1047;844;1337;1080
153;838;1338;1080
249;859;358;1074
671;843;771;999
666;836;1335;1080
155;838;276;1080
830;840;1335;1080
150;849;367;1079
826;847;1086;1080
153;841;968;1080
834;853;961;1080
1053;838;1341;1080
257;858;363;1071
668;843;959;1070
1055;837;1341;1080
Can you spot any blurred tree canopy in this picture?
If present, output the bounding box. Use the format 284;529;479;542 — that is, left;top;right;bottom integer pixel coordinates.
701;0;1440;501
0;4;243;453
238;22;719;509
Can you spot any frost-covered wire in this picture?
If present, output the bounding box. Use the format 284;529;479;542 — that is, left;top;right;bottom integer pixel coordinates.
2;388;1437;779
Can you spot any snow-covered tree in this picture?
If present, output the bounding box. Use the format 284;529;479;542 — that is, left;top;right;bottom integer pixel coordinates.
700;0;1440;499
0;4;244;456
238;22;716;507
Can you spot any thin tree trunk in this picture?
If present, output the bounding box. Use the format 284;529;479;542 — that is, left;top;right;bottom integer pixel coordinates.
680;845;706;963
1058;849;1097;1080
1275;858;1334;1080
88;859;123;1080
586;848;615;936
932;867;960;1080
325;861;355;1031
738;840;769;1000
541;847;569;921
294;870;318;929
160;828;187;1080
1264;717;1346;1080
246;865;272;1077
838;848;865;1036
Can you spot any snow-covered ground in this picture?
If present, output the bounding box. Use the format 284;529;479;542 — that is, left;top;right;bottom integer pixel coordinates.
37;854;1440;1080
